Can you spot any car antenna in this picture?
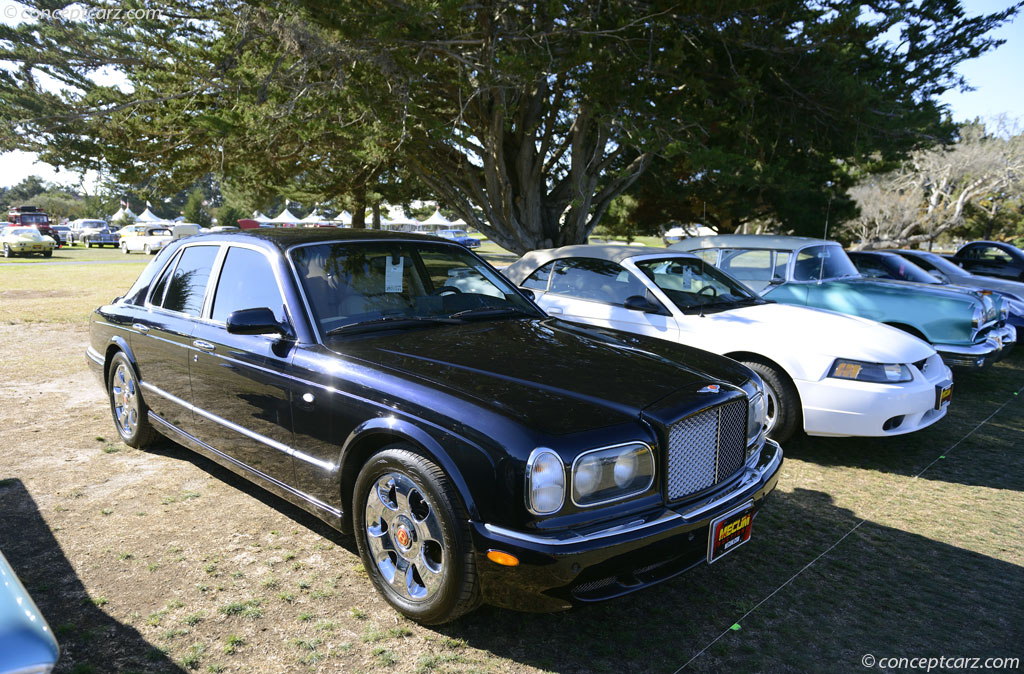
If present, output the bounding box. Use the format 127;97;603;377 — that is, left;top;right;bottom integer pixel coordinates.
819;195;833;284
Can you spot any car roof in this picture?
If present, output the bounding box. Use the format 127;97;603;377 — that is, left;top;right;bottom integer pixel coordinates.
503;244;695;284
171;227;462;251
672;234;833;252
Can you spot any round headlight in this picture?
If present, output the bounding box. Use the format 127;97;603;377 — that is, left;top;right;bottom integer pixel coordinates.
613;451;638;488
526;449;564;515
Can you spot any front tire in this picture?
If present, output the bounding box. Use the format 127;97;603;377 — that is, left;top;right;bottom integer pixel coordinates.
107;352;158;449
353;447;480;625
122;243;129;254
741;360;800;443
144;244;152;254
2;244;11;258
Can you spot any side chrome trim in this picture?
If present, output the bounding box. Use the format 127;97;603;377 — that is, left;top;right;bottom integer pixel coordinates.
85;345;104;366
149;413;341;518
484;440;781;548
140;380;334;470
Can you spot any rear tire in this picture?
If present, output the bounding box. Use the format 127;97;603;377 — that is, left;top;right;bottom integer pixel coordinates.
353;447;480;625
107;352;159;449
741;360;800;443
43;249;52;258
122;243;130;254
2;244;11;258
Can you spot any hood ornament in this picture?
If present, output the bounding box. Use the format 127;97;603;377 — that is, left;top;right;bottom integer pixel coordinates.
697;384;721;394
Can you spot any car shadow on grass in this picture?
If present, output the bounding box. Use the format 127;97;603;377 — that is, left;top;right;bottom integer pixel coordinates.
142;438;358;555
0;478;187;674
781;353;1024;492
434;487;1023;673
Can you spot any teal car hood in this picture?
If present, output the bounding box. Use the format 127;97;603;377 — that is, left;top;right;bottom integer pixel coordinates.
0;551;59;673
842;277;1001;324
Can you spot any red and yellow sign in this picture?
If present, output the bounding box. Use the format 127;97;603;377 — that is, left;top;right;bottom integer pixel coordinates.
708;502;755;564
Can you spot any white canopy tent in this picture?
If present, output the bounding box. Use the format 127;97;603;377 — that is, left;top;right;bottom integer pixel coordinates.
269;207;301;225
332;210;353;226
110;206;137;223
301;210;332;225
385;207;419;228
251;211;271;223
136;207;164;223
422;209;453;227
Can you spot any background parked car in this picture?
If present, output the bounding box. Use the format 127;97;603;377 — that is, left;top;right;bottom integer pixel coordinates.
7;205;60;248
435;228;481;248
51;225;73;246
68;219;110;243
81;225;120;248
120;225;172;254
851;250;1024;332
672;235;1016;369
0;550;60;674
951;241;1024;281
1;226;55;258
505;245;952;442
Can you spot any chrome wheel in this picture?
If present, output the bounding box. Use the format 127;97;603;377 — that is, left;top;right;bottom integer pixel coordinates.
364;472;445;603
762;382;779;436
111;362;140;438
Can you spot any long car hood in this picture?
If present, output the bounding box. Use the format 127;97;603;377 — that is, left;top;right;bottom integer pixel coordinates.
831;278;999;324
331;318;751;435
692;302;935;380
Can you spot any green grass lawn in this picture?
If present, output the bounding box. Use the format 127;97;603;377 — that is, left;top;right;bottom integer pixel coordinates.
0;241;136;264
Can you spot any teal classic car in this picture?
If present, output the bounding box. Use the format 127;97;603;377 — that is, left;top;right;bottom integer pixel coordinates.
672;235;1016;369
0;550;59;674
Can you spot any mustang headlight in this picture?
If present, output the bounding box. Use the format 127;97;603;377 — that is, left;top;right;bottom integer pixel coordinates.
526;448;564;515
829;359;913;383
571;443;654;507
741;375;766;449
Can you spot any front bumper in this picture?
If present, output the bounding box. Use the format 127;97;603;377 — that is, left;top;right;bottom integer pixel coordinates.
936;324;1017;368
796;355;953;437
470;440;782;612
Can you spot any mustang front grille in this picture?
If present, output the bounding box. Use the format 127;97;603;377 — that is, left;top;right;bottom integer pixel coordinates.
666;399;747;501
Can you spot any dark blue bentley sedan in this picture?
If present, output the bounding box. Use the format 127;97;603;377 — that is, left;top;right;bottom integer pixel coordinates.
86;229;781;623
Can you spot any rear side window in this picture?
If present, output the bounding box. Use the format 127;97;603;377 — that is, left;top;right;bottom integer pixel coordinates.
212;247;286;323
521;261;555;290
160;245;220;316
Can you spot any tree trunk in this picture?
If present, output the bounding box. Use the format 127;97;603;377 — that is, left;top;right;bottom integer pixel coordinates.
371;202;381;230
352;184;366;229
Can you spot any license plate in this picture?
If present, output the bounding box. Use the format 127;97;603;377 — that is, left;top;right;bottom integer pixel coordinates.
707;501;755;564
935;382;953;410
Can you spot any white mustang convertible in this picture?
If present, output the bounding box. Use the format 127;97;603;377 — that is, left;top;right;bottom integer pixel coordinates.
504;245;954;442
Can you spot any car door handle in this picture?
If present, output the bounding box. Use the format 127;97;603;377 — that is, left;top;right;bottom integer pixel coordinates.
132;323;150;334
547;307;563;314
192;340;216;353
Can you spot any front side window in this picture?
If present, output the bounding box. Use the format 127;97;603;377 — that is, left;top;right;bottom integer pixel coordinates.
290;241;540;336
977;245;1013;263
212;247;286;324
791;245;859;282
635;257;758;311
160;245;220;316
548;258;646;305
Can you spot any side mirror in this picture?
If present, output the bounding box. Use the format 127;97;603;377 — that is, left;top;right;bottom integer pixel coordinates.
226;307;289;337
624;295;663;314
767;276;785;286
519;288;536;301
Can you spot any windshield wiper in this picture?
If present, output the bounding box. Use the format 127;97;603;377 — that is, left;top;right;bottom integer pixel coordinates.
447;306;536;320
324;315;461;336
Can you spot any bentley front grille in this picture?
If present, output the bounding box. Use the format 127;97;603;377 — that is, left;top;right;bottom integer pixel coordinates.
666;399;747;501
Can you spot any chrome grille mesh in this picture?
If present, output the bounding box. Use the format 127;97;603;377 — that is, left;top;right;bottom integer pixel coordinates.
666;399;747;501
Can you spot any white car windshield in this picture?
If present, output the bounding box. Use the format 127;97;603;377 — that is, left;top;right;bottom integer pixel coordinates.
634;257;760;311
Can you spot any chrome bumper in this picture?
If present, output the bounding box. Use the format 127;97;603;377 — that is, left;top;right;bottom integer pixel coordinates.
937;325;1017;368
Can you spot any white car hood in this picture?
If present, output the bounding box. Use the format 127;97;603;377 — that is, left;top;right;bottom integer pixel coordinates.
689;302;935;380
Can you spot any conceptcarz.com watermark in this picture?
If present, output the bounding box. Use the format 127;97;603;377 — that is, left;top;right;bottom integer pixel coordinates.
3;3;160;22
862;654;1020;671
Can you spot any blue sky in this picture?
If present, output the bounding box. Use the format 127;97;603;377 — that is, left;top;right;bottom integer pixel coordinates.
1;0;1021;190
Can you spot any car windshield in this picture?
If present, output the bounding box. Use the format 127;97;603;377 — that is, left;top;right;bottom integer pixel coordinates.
148;229;172;237
904;250;969;277
792;245;860;281
290;241;542;337
634;257;760;311
9;227;39;238
886;255;941;283
441;230;467;237
18;213;47;223
83;221;106;228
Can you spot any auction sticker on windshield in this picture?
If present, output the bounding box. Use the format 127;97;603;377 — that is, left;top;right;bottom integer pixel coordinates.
708;501;755;564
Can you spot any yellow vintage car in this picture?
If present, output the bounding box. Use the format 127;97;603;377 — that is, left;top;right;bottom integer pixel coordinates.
1;226;56;258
